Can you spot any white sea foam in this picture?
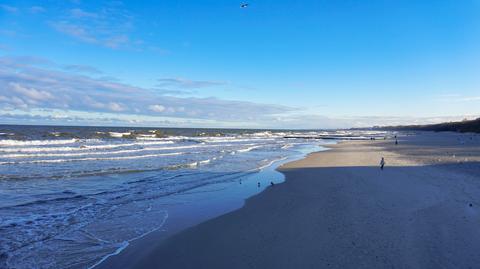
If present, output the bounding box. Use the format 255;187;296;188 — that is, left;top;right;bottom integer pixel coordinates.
201;138;275;143
160;136;189;140
198;159;211;165
0;152;184;165
0;140;176;153
135;134;156;139
249;131;274;137
88;241;130;269
187;162;199;167
237;145;262;153
281;143;294;149
185;158;213;168
1;144;227;158
108;132;131;138
0;139;78;146
255;156;288;171
87;211;169;269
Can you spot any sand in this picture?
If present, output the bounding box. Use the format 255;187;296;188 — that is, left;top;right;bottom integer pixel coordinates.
99;131;480;268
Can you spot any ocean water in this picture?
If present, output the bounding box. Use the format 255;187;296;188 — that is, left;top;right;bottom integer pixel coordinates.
0;125;388;268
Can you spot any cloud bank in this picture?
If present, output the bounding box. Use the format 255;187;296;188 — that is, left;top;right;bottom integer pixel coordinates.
0;56;295;127
1;56;477;129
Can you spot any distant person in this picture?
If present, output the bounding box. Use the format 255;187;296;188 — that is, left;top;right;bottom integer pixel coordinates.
270;181;275;186
380;157;385;170
257;182;260;187
395;139;398;145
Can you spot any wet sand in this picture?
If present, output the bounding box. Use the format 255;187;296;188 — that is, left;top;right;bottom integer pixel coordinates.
99;132;480;268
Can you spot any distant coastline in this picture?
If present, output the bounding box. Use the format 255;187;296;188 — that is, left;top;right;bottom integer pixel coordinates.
374;117;480;133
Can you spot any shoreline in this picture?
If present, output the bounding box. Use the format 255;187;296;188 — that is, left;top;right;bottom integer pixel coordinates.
99;132;480;268
95;143;330;269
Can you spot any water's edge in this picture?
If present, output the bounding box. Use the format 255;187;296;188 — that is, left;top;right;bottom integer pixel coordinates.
93;144;332;268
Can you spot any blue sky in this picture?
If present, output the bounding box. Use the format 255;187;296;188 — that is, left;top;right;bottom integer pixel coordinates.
1;0;479;128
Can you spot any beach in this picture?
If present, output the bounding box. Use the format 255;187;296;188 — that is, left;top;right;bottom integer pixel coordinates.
99;131;480;268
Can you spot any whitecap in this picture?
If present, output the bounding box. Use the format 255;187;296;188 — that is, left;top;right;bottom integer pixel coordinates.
0;139;78;146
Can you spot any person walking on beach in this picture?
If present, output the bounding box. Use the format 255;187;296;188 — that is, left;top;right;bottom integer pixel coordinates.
380;157;385;170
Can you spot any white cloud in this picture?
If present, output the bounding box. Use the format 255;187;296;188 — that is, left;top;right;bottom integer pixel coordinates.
4;56;472;128
108;102;125;112
63;64;102;74
148;104;166;113
51;21;97;44
104;34;129;49
157;78;227;89
9;82;54;102
0;56;294;124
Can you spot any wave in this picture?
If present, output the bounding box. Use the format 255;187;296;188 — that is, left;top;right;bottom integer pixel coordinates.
0;159;222;181
253;156;288;171
249;131;274;137
281;143;294;149
200;138;275;143
145;136;189;140
135;134;156;139
0;140;175;153
198;159;212;165
108;132;131;138
47;132;77;138
0;152;185;165
135;136;180;141
87;211;169;269
179;157;215;169
0;139;78;146
0;136;272;152
1;144;226;158
237;145;262;153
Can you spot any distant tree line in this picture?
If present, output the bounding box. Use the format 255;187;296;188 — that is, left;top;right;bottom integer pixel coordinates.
376;117;480;133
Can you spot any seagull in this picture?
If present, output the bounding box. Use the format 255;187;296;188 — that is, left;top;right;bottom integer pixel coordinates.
240;3;249;8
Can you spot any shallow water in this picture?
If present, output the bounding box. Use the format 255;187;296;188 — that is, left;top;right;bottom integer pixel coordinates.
0;125;386;268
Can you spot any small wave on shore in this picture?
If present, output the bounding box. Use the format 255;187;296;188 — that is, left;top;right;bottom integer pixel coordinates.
0;138;79;146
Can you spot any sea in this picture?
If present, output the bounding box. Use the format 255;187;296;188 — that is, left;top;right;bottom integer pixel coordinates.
0;125;389;268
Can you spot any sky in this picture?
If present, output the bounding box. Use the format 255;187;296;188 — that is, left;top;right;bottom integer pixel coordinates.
0;0;479;129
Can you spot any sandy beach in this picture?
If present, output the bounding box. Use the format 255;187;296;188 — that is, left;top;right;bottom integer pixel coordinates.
99;132;480;268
